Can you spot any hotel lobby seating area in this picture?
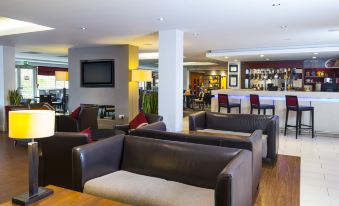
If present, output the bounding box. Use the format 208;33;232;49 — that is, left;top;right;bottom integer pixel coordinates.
2;1;339;206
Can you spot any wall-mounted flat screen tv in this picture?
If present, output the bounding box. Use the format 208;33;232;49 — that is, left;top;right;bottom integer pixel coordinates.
81;60;114;87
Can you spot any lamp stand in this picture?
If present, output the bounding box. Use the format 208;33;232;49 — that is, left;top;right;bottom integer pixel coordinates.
12;141;53;205
62;86;67;114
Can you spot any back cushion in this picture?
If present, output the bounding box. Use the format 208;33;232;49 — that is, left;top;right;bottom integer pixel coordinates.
206;112;271;133
121;136;240;189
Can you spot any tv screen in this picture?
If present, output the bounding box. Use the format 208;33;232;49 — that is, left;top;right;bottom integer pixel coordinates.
81;60;114;87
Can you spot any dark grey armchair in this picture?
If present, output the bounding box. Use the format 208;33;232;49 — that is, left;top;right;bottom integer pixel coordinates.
114;113;163;134
56;106;99;132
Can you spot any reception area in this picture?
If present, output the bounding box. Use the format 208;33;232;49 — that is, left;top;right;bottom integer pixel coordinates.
1;1;339;206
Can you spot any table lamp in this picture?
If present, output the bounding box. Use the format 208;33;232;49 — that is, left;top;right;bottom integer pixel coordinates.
55;71;68;113
9;110;55;205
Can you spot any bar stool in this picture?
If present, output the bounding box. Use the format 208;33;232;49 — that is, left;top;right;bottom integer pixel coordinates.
284;95;314;139
218;94;241;113
250;94;275;115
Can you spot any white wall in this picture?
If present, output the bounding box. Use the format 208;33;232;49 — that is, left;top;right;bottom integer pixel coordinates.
68;45;138;120
0;46;16;131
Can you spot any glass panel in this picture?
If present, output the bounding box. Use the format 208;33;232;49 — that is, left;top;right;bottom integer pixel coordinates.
19;69;34;99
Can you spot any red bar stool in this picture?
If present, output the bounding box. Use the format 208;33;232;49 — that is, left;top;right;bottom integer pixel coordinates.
250;94;275;115
284;95;315;139
218;94;241;113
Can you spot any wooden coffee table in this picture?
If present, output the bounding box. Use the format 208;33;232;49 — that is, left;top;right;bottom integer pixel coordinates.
0;185;130;206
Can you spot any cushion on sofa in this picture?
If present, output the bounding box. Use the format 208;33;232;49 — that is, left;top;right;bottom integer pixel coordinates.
84;170;214;206
197;129;267;158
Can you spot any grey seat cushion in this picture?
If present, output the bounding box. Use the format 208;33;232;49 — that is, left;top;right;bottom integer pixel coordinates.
198;129;268;158
84;170;214;206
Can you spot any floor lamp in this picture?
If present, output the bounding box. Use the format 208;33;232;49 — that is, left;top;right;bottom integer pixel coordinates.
131;69;153;111
9;110;55;205
55;71;69;113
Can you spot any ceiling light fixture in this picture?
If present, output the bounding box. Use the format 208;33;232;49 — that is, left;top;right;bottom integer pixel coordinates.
157;17;164;21
312;56;317;59
224;56;229;59
0;16;53;37
234;59;239;62
81;27;87;30
266;58;270;61
313;52;319;55
260;54;265;57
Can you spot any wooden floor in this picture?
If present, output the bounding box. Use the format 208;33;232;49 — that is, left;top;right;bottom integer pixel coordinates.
0;133;300;205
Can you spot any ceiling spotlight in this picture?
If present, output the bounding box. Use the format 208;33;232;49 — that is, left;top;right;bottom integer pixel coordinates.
234;59;238;62
313;52;319;55
272;3;281;6
260;54;265;57
280;25;288;30
157;17;164;21
266;58;270;61
224;56;229;59
81;27;87;30
312;56;317;59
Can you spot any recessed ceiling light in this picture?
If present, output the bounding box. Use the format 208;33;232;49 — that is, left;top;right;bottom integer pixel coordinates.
260;54;265;57
0;16;53;36
312;56;317;59
157;17;164;21
272;3;281;6
81;27;87;30
313;52;319;55
280;25;288;30
234;59;238;62
266;58;270;61
224;56;229;59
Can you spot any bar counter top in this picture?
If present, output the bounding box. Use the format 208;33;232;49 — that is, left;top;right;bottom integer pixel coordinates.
211;89;339;134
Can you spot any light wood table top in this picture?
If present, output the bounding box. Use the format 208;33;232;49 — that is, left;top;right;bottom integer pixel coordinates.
183;130;250;140
0;185;130;206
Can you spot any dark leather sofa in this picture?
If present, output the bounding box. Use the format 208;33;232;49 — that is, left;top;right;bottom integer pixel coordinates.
131;122;262;200
189;111;279;163
114;113;163;134
38;132;90;189
72;135;253;206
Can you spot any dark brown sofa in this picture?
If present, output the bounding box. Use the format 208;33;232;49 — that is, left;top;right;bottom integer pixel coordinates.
114;113;163;134
189;111;279;163
131;121;262;200
72;135;253;206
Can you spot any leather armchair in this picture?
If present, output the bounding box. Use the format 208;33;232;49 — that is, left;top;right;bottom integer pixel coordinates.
189;111;279;163
38;132;90;189
72;135;253;206
57;106;99;132
114;113;163;134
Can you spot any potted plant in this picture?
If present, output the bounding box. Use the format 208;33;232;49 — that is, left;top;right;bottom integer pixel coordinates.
142;91;158;114
5;89;23;131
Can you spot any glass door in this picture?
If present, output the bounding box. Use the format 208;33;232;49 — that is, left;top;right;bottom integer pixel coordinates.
17;68;37;99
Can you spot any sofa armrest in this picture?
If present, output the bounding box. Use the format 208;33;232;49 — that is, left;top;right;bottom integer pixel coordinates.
72;135;124;192
265;115;279;162
138;121;167;132
215;150;252;206
189;111;206;130
114;124;130;134
56;115;79;132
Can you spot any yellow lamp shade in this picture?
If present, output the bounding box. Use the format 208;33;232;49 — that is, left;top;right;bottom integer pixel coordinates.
131;70;152;82
9;110;55;139
55;71;69;81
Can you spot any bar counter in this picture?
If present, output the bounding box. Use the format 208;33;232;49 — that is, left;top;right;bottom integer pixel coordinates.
211;89;339;134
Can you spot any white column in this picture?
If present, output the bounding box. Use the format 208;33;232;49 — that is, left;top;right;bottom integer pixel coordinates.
0;46;16;131
158;30;183;132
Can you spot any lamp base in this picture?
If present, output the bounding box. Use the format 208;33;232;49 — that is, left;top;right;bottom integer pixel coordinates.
12;187;53;206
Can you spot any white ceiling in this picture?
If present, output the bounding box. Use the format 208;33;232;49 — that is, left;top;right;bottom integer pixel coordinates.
1;0;339;61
